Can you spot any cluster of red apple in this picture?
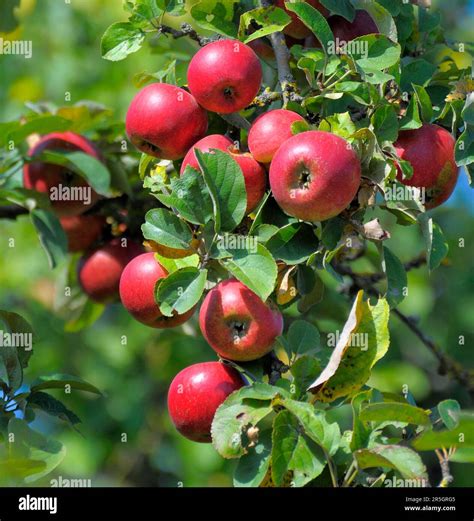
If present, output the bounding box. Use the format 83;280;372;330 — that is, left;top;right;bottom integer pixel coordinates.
22;5;458;443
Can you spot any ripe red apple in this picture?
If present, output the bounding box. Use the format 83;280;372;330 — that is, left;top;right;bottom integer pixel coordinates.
78;238;143;303
60;214;105;253
119;252;195;328
187;40;262;114
269;130;361;222
276;0;329;39
394;124;458;209
126;83;208;159
167;361;244;442
181;136;266;214
23;132;101;216
328;10;378;42
199;279;283;362
180;134;234;174
248;109;306;163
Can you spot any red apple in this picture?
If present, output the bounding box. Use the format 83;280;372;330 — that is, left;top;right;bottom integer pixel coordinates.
119;252;195;328
60;214;105;253
277;0;329;39
167;361;244;442
126;83;208;159
181;136;266;214
328;10;378;42
187;40;262;114
23;132;101;216
78;238;143;303
248;109;306;163
180;134;234;174
199;279;283;362
394;124;458;209
269;130;361;222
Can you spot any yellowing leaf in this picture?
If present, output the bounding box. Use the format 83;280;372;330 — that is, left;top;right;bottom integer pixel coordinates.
308;291;390;402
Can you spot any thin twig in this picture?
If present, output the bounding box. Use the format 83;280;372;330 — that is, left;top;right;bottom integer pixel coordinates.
259;0;298;106
158;23;222;47
436;448;454;487
335;259;474;393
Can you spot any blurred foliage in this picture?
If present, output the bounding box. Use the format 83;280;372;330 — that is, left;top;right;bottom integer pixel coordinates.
0;0;473;487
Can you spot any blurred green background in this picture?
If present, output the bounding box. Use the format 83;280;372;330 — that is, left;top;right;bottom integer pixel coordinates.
0;0;473;487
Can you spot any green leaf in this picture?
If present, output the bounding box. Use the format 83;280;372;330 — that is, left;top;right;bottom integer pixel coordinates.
190;0;238;38
27;391;81;427
239;7;291;43
382;246;407;308
399;95;422;131
308;291;390;402
30;374;102;395
412;413;474;451
8;418;66;483
196;150;247;233
371;105;398;143
142;208;193;249
37;150;111;197
265;223;318;265
154;253;200;275
355;444;428;481
0;311;34;392
156;0;186;17
413;84;433;123
220;243;277;301
211;386;277;459
156;267;207;317
350;390;373;451
285;1;334;53
30;209;68;269
271;410;326;487
156;167;214;225
418;216;449;271
5;115;72;145
319;112;356;140
297;272;324;313
101;22;145;61
290;356;321;398
233;428;272;487
277;399;341;455
360;402;431;426
0;459;47;485
287;320;321;357
437;400;461;430
321;217;344;249
320;0;354;21
349;34;401;73
399;59;437;93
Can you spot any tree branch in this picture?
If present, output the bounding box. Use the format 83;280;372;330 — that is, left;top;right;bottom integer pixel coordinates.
259;0;298;106
436;448;454;487
158;23;222;47
335;259;474;393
